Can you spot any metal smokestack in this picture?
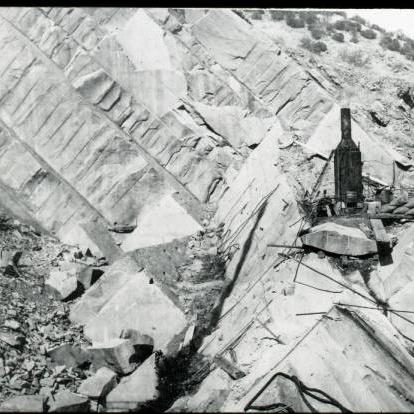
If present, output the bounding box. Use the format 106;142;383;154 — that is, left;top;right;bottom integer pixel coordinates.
334;107;363;208
341;107;352;142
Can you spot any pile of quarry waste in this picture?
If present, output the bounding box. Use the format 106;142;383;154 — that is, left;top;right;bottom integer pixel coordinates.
0;210;228;412
0;214;93;411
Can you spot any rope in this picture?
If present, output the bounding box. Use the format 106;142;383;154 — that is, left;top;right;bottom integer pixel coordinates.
221;184;280;249
221;178;256;223
286;254;376;305
245;371;352;413
218;256;288;322
294;280;343;294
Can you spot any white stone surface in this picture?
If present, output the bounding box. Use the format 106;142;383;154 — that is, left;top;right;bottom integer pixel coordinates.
121;193;202;251
106;354;159;411
70;256;187;352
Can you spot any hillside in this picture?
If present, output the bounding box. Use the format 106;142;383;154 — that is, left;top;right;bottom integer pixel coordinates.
1;7;414;413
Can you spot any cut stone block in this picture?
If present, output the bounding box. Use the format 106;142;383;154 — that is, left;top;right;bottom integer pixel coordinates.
106;354;159;411
70;256;187;353
0;395;46;412
301;222;377;256
48;390;89;412
77;366;117;399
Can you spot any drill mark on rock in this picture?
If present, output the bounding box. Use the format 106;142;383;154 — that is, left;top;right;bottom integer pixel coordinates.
44;112;73;144
32;101;64;138
54;120;86;157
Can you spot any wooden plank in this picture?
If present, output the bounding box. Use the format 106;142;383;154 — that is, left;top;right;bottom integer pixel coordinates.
368;213;414;220
370;219;390;244
213;354;246;380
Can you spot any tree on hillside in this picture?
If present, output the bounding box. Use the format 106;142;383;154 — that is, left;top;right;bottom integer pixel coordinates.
380;35;401;52
371;24;385;33
350;29;359;43
401;41;414;60
360;29;377;40
249;9;265;20
302;11;318;26
285;13;305;28
310;26;325;40
300;36;328;54
331;32;345;42
350;15;367;26
269;9;285;21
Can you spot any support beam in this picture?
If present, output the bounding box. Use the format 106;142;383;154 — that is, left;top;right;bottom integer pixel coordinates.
370;218;390;244
213;355;246;380
368;213;414;221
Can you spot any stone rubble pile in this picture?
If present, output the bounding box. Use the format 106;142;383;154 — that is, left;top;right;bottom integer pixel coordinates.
0;215;165;412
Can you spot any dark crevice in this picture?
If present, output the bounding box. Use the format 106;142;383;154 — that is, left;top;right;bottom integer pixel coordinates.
208;200;268;331
370;111;389;127
399;89;414;109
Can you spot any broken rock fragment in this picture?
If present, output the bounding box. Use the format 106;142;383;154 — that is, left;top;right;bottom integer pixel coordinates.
45;268;81;301
0;395;46;412
47;343;91;368
89;338;137;375
77;366;117;399
48;390;89;412
119;328;154;361
0;331;26;348
106;354;159;411
76;267;105;290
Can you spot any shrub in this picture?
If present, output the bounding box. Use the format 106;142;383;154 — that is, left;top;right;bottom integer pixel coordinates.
331;31;345;42
286;14;305;28
360;29;377;40
380;35;401;52
300;36;328;54
300;36;313;51
313;40;328;53
350;29;359;43
269;9;285;21
302;11;318;26
401;42;414;60
339;48;371;67
334;19;361;32
335;11;347;18
350;15;367;26
249;9;265;20
333;20;346;31
310;27;325;40
371;24;385;33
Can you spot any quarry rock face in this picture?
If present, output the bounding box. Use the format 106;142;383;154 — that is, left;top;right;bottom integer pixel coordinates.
69;256;188;352
1;6;414;413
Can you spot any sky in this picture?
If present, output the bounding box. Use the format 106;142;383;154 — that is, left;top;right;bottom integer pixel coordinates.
345;9;414;38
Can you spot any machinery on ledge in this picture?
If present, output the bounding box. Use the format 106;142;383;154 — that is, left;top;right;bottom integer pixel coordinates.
334;107;364;210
